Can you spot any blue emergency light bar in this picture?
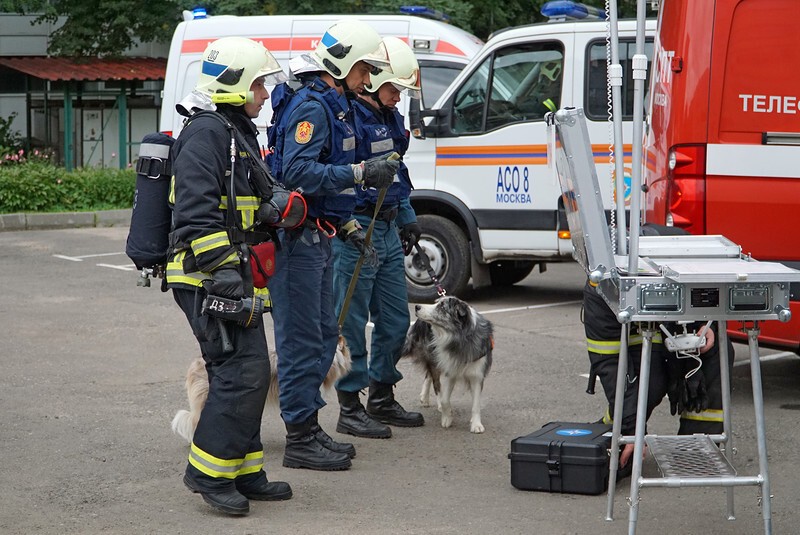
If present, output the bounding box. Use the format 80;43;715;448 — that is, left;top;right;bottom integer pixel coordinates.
541;1;606;21
400;5;450;22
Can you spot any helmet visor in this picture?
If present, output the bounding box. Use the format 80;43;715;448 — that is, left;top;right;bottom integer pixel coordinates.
361;40;393;74
253;53;289;86
390;68;421;99
262;70;289;86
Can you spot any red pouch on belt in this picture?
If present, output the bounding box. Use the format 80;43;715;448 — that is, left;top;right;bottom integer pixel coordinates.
250;242;275;288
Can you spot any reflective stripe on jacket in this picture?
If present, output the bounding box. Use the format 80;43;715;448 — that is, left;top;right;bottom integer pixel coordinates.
586;332;664;355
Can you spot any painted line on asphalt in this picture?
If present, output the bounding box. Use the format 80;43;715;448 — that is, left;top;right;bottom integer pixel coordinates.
53;252;125;262
397;300;582;331
97;263;137;271
479;300;582;315
732;351;796;367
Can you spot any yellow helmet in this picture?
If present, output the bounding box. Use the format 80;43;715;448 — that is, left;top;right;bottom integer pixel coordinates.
366;37;421;99
540;60;562;83
196;37;288;102
311;20;392;80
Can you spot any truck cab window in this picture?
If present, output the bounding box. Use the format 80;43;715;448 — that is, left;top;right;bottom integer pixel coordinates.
585;39;654;120
452;42;564;135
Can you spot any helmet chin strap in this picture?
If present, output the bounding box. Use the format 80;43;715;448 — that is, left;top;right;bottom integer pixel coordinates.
367;90;389;110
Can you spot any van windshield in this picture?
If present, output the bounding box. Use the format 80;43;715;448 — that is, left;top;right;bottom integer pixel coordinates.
451;42;565;134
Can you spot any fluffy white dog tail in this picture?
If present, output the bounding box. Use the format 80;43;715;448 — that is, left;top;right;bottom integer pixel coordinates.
171;410;194;444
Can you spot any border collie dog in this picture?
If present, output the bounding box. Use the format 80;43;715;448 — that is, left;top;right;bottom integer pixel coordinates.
402;296;494;433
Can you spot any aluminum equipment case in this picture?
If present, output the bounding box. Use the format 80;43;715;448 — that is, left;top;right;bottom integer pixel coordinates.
509;422;612;495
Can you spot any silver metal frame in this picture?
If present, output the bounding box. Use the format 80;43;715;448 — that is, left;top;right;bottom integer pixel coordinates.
547;105;800;535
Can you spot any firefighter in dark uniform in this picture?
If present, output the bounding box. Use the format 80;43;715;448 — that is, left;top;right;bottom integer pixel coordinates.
332;37;425;439
167;37;292;516
584;225;732;472
266;20;398;471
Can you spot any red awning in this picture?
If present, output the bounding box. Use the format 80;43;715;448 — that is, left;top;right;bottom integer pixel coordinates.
0;56;167;82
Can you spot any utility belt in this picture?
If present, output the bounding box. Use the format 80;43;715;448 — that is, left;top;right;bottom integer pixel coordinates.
355;203;399;222
228;227;273;246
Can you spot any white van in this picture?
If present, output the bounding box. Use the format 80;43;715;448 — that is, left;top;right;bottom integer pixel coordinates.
404;17;656;300
159;12;484;140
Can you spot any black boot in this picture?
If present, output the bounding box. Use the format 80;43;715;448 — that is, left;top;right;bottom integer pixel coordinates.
235;471;293;501
366;380;425;427
309;411;356;458
184;474;249;516
283;419;352;471
336;390;392;439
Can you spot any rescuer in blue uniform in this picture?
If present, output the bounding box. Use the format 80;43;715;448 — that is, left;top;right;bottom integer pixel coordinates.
266;20;399;471
332;37;425;439
167;37;292;516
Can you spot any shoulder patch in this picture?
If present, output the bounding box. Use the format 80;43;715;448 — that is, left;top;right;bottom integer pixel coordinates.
294;121;314;144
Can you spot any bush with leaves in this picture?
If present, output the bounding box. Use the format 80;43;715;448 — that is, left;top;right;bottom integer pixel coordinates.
0;160;135;214
0;113;24;160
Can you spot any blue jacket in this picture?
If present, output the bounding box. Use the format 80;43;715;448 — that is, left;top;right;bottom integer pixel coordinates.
351;98;416;227
267;78;357;223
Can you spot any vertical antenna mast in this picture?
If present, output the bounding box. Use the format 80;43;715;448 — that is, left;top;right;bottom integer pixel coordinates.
606;0;627;255
627;0;649;274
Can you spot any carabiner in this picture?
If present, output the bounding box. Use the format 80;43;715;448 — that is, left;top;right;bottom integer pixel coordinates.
316;218;337;238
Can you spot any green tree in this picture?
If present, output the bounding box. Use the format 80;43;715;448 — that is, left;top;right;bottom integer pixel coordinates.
0;0;653;56
0;0;278;56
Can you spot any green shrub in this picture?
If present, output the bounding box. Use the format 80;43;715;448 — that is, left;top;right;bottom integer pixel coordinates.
0;113;24;160
0;161;136;214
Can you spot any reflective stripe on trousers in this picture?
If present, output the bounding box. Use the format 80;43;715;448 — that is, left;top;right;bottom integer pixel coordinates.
189;443;264;479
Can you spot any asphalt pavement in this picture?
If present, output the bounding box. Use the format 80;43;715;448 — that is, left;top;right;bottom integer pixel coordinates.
1;225;798;535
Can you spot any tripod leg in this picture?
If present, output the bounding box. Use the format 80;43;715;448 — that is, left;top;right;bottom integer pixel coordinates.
606;323;630;521
746;324;772;534
627;325;653;535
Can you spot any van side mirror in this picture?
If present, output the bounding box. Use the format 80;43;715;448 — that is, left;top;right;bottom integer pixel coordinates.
409;98;448;140
409;98;427;139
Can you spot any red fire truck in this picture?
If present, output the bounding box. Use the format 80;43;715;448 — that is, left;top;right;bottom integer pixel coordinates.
644;0;800;353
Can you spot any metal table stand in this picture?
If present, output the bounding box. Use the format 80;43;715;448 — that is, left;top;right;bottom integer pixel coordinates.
547;106;798;535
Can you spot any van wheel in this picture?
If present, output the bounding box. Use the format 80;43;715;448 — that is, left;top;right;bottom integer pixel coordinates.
489;261;536;286
405;214;470;303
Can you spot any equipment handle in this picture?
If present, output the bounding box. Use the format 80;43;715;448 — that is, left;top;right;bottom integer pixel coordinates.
586;370;597;395
217;318;234;353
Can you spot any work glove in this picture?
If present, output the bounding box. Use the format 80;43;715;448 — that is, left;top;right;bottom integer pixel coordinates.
339;219;378;268
399;222;422;255
209;266;244;300
681;368;709;414
257;200;280;226
258;188;308;229
353;152;400;190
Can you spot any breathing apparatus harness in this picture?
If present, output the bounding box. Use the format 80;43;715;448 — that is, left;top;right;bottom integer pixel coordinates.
184;104;307;351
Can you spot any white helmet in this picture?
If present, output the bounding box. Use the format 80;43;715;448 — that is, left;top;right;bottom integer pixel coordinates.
366;37;421;99
310;20;392;80
196;37;288;102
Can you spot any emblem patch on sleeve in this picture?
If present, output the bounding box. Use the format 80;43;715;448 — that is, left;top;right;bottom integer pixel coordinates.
295;121;314;144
